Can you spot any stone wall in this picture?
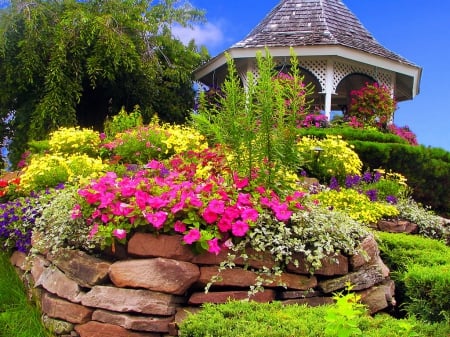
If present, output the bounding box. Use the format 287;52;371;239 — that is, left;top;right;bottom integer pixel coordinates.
10;233;395;337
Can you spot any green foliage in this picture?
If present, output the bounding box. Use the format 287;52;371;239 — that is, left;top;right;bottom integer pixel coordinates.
351;141;450;215
103;106;143;138
298;135;362;183
377;232;450;322
0;252;52;336
193;49;312;193
314;188;399;225
178;300;450;337
325;284;366;337
0;0;208;168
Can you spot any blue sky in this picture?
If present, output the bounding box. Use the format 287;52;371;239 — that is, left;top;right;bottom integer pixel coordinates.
175;0;450;151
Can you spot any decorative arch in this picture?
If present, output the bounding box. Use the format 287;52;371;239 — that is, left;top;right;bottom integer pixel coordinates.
333;73;376;112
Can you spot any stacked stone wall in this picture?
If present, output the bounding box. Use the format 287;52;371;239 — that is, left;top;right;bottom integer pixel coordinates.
11;233;395;337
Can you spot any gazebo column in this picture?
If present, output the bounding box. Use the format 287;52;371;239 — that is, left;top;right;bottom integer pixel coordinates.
323;59;334;120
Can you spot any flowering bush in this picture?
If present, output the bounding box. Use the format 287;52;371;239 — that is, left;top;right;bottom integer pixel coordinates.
101;118;208;165
297;135;362;183
314;188;399;225
75;147;307;254
387;124;418;146
299;113;329;128
19;153;107;193
48;127;101;157
348;82;397;127
0;176;20;201
103;105;143;137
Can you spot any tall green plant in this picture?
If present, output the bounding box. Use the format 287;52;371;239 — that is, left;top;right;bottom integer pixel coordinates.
193;49;313;192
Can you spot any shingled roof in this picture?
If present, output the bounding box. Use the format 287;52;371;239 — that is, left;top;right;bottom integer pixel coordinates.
233;0;415;66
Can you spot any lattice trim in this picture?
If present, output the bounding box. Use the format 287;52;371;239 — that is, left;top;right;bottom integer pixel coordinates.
334;61;394;91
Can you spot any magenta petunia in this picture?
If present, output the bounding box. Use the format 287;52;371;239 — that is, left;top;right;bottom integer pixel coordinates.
145;211;168;229
113;229;127;240
237;193;252;206
207;238;221;255
231;220;249;237
240;207;259;222
217;217;232;232
174;221;187;233
71;204;82;219
183;228;201;244
233;174;249;189
207;199;225;214
202;207;219;224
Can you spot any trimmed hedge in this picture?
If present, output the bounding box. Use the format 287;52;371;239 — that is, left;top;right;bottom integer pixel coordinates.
376;232;450;323
179;301;450;337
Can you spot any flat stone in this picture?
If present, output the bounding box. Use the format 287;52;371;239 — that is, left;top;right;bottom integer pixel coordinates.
36;266;84;303
41;292;93;324
93;309;173;333
30;254;50;284
358;285;389;314
377;219;418;234
10;250;28;271
287;253;348;276
109;258;200;295
75;321;160;337
350;235;379;270
263;272;317;290
81;285;182;316
318;264;385;293
188;290;276;305
192;248;276;269
128;233;195;261
278;290;322;300
48;249;111;288
41;315;74;335
197;266;257;288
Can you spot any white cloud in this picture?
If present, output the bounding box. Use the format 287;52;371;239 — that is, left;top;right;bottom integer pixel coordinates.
172;22;224;49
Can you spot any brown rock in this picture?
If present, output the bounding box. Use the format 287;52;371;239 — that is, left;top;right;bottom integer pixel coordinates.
197;266;257;287
36;266;84;303
318;264;385;293
75;321;160;337
350;235;379;270
128;233;195;261
92;309;173;333
188;290;276;305
109;258;200;295
81;285;182;316
374;256;390;278
358;285;389;314
48;249;111;288
278;290;322;300
377;219;418;233
41;292;93;324
193;248;276;269
10;251;28;271
263;272;317;290
281;297;334;307
30;254;50;284
287;253;348;276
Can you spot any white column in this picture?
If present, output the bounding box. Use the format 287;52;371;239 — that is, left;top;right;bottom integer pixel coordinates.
323;59;334;120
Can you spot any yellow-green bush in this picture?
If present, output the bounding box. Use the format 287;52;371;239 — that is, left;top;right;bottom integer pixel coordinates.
298;135;362;183
314;188;399;225
19;153;107;193
48;127;101;157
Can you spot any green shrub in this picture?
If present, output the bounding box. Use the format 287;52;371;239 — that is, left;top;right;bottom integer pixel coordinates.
377;232;450;322
178;301;450;337
297;135;362;183
103;105;143;137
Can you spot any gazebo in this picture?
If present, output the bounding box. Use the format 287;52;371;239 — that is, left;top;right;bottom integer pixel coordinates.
193;0;422;119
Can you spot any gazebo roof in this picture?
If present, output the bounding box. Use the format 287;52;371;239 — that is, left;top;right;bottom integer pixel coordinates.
194;0;422;102
233;0;415;67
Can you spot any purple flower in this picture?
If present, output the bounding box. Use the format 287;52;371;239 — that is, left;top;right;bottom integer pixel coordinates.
365;189;378;202
329;177;340;191
386;195;398;204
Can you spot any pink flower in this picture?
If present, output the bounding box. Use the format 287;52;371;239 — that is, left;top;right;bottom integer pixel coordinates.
202;208;219;224
272;203;292;221
71;204;82;219
231;220;249;237
145;211;168;229
217;217;232;232
241;208;259;222
145;160;163;170
89;223;99;239
237;193;252;206
147;196;169;209
233;174;249;189
207;199;225;214
113;229;127;240
183;228;201;244
174;221;187;233
207;238;221;255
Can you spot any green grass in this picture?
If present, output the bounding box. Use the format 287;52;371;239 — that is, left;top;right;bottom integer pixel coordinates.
0;252;52;337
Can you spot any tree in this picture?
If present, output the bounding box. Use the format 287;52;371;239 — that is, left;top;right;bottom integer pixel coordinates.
0;0;208;167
